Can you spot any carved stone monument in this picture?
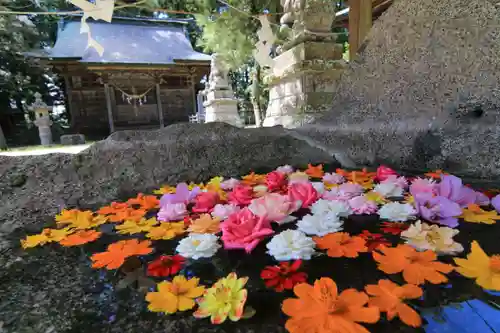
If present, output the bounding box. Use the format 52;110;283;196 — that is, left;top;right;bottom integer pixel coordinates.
263;0;346;128
30;93;53;146
203;54;243;127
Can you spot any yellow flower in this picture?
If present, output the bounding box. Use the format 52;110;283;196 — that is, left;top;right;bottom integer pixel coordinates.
404;194;415;205
460;204;500;225
400;221;463;255
21;227;74;249
153;185;176;195
194;272;248;324
207;176;224;188
115;217;158;235
288;171;309;183
188;214;221;234
188;182;205;190
146;276;205;314
365;191;387;205
205;177;228;201
56;209;107;230
146;222;185;240
454;241;500;291
323;182;339;190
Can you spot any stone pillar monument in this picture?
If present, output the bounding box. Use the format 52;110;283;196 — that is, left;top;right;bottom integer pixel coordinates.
30;93;53;146
204;54;243;127
262;0;346;128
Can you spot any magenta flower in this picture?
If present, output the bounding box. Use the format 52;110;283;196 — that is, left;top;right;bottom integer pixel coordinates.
157;203;188;221
409;177;437;196
348;195;378;214
160;183;200;205
323;183;364;201
288;182;319;208
414;193;462;228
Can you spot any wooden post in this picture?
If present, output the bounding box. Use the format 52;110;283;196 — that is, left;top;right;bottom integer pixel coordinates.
104;83;115;133
155;83;164;128
348;0;372;60
191;74;197;118
63;74;75;129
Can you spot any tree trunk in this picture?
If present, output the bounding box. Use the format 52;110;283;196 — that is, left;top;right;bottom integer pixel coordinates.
251;64;262;127
0;122;7;150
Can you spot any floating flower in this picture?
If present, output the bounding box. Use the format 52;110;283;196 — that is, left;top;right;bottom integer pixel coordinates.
493;194;500;214
359;230;391;251
267;230;316;261
207;176;224;188
378;202;416;222
220;178;240;190
98;202;129;216
375;165;398;182
401;221;463;255
288;182;319;208
241;172;266;186
147;222;185;240
153;185;177;195
261;260;307;292
188;214;221;234
192;191;221;213
146;276;205;314
322;172;345;185
265;171;288;192
56;209;107;230
59;230;102;247
314;232;367;258
323;182;364;201
194;272;248;324
98;203;146;223
276;164;294;174
364;190;388;204
211;203;241;220
21;227;74;249
160;182;200;205
297;212;343;236
437;174;478;207
373;182;404;197
381;175;409;189
460;204;500;225
380;221;410;235
248;193;301;224
282;277;379;333
127;193;160;210
228;185;254;206
147;254;186;277
311;199;352;217
252;184;269;197
373;244;453;285
413;193;462;228
157;203;188;222
348;195;379;214
288;171;310;184
91;239;153;270
305;164;324;178
365;279;423;327
115;217;158;235
221;208;274;253
425;170;448;179
454;241;500;291
311;182;325;195
409;177;437;196
176;233;221;259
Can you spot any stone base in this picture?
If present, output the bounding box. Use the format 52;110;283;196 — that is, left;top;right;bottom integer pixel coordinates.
204;99;243;128
61;134;86;146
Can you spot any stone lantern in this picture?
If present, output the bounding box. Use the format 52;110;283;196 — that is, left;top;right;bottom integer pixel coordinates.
29;93;53;146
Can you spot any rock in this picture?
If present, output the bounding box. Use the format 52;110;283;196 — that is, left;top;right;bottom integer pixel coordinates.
0;122;339;251
299;0;500;178
60;134;85;145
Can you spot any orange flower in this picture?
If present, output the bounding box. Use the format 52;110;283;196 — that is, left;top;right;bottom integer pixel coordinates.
60;230;102;246
305;164;324;178
154;185;177;195
282;277;379;333
424;170;448;179
314;232;368;258
98;202;129;215
91;239;153;270
241;172;266;186
187;214;221;234
99;201;146;223
127;193;160;210
373;244;453;285
365;279;423;327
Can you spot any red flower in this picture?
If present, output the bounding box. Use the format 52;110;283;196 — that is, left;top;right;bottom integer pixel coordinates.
266;171;288;192
375;165;398;181
147;255;186;277
260;260;307;292
380;222;410;235
359;230;391;251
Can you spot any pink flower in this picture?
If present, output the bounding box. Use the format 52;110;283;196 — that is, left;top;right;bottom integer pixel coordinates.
220;178;240;190
212;204;241;220
437;175;484;207
228;185;254;206
492;194;500;213
381;175;408;189
248;193;301;224
288;182;319;208
322;173;345;185
192;192;220;213
375;165;398;181
323;183;364;201
221;208;275;253
157;203;188;221
160;183;200;205
409;177;437;196
266;171;288;192
276;165;294;174
348;196;378;214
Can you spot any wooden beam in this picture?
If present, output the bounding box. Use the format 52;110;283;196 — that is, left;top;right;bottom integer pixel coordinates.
348;0;373;60
104;83;115;133
155;83;164;128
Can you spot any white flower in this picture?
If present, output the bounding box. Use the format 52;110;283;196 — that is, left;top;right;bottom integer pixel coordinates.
211;204;241;220
373;183;404;197
311;199;352;218
266;230;315;261
297;212;343;236
220;178;240;190
311;182;325;195
176;233;221;259
401;220;464;255
378;202;416;222
276;165;294;174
